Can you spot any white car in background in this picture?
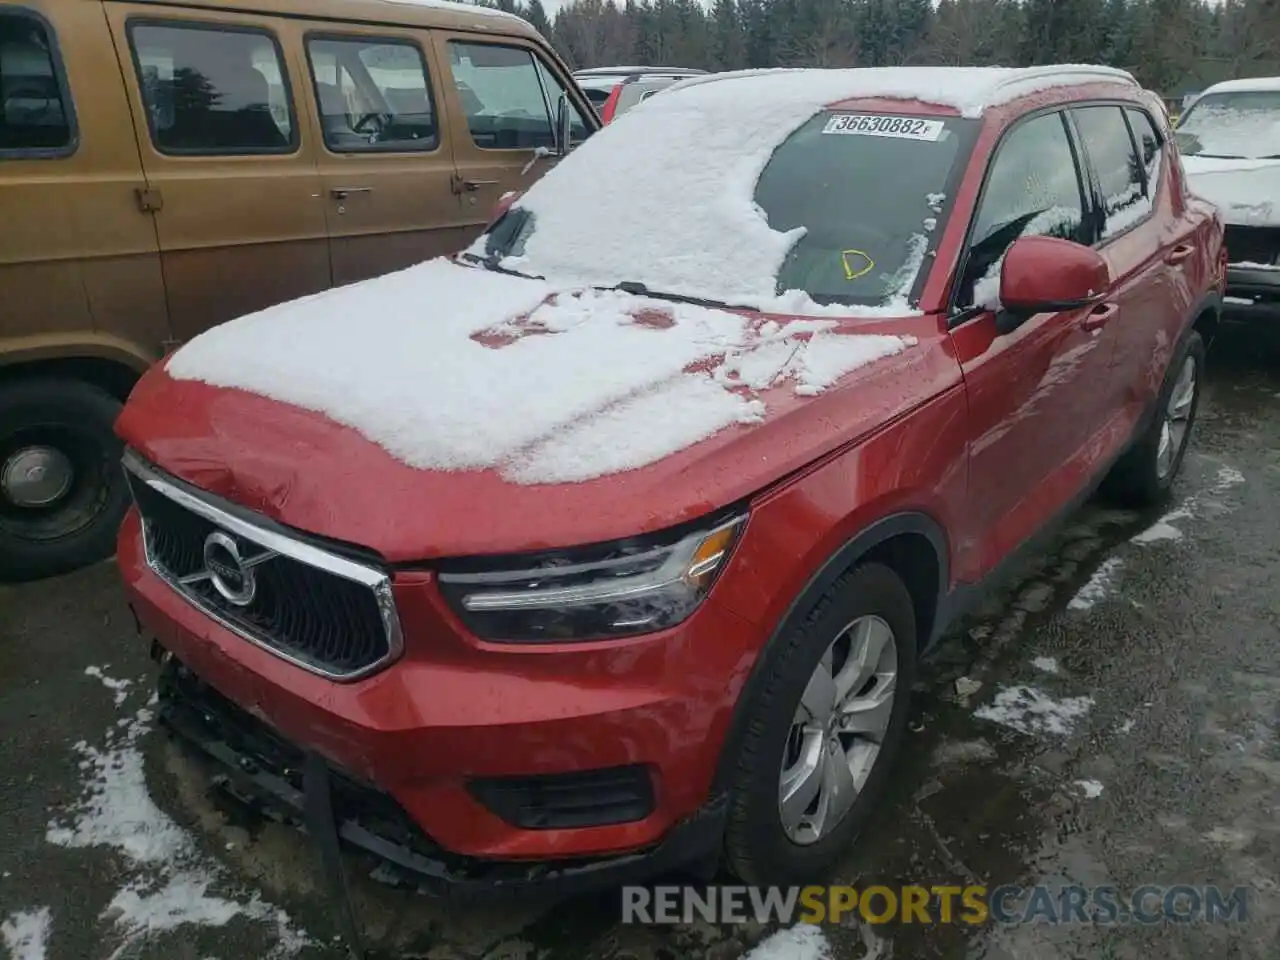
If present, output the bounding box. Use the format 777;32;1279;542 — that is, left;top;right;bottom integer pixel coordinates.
1176;77;1280;312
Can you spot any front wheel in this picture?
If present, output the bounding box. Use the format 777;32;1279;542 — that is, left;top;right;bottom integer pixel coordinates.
0;378;130;582
722;563;917;885
1102;329;1205;507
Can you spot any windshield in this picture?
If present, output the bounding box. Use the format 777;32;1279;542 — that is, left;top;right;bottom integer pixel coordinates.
1176;90;1280;159
483;109;974;310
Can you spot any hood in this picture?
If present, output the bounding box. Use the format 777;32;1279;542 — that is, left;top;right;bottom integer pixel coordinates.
1181;155;1280;227
117;258;948;562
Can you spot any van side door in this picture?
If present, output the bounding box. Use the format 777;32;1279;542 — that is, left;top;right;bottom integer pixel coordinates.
102;3;330;342
297;24;470;286
1;1;166;360
429;32;593;240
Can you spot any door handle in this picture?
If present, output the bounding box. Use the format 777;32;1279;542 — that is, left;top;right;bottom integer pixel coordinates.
1081;302;1119;332
330;186;373;200
451;176;500;194
1166;243;1195;265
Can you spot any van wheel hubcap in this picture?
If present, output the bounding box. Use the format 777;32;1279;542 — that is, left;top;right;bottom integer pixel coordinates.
778;615;897;845
2;445;74;508
1157;356;1197;481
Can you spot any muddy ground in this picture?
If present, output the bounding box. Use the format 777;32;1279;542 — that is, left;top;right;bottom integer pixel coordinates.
2;322;1277;960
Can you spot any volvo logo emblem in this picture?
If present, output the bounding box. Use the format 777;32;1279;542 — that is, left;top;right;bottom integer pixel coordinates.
203;531;256;606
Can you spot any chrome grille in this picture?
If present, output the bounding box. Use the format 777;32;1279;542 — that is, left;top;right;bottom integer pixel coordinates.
124;451;402;681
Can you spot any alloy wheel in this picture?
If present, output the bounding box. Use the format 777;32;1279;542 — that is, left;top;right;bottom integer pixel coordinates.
778;615;898;845
1156;355;1197;481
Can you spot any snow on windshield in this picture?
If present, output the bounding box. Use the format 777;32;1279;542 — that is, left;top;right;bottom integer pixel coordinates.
1178;92;1280;159
166;259;915;484
476;66;1133;316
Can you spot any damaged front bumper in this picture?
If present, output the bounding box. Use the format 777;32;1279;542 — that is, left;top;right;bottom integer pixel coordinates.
153;647;727;902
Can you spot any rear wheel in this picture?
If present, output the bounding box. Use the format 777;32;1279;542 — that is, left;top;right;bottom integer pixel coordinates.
721;563;917;884
0;378;129;582
1103;329;1204;507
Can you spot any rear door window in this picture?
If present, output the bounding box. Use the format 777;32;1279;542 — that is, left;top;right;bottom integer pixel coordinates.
446;41;588;150
306;36;437;152
1072;105;1148;240
961;111;1090;307
0;10;74;154
128;21;296;155
1125;107;1164;197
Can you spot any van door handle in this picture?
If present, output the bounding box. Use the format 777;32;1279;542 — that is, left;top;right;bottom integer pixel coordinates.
1166;243;1195;265
1081;302;1119;332
451;175;499;194
330;186;373;200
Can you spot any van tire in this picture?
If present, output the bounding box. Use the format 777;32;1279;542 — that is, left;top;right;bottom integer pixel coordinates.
0;378;128;582
720;563;917;885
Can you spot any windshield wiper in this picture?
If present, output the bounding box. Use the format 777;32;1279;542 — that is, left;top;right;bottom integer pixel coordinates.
609;280;748;310
458;250;541;281
1191;152;1246;159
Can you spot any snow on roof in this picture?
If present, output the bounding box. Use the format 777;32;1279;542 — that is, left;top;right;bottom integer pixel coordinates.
486;65;1134;313
376;0;528;25
165;259;915;484
1200;76;1280;95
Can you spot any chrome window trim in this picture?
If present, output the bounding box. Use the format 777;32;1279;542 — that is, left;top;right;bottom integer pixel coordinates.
123;449;403;683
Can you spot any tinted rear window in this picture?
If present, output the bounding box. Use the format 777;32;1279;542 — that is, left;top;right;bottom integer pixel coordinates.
756;111;975;306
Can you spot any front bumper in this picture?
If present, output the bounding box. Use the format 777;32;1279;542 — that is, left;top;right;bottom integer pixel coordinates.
154;649;727;897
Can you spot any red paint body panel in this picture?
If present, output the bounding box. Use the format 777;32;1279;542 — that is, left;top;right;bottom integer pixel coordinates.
116;75;1225;875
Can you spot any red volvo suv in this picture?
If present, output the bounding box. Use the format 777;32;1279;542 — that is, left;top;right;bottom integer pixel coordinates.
115;66;1225;904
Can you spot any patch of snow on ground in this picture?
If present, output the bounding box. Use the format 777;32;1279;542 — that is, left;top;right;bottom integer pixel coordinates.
1031;656;1060;674
1074;779;1105;799
1118;717;1136;734
45;707;310;957
742;923;832;960
1131;515;1186;543
83;665;134;707
1;907;52;960
168;259;915;485
974;685;1095;737
1067;557;1123;610
1212;465;1245;491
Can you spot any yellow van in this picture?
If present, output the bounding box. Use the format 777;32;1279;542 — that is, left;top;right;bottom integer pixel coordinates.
0;0;597;580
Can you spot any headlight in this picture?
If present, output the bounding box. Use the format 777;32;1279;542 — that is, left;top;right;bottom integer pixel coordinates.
436;513;746;642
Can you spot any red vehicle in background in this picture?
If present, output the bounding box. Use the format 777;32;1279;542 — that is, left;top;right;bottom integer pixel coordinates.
572;65;707;122
115;64;1223;930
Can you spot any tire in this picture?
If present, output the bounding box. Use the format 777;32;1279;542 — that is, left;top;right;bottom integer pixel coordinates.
1102;328;1205;508
0;378;129;582
721;562;918;885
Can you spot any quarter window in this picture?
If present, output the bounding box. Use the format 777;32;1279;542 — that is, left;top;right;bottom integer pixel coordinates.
306;36;436;152
446;41;588;150
962;112;1088;308
128;22;295;155
0;11;73;154
1073;105;1148;240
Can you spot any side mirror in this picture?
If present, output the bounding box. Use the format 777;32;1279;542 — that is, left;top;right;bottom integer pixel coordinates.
554;91;573;156
486;190;522;229
997;235;1110;331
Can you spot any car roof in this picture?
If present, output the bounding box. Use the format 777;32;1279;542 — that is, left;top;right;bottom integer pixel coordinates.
110;0;539;37
660;65;1143;120
1198;76;1280;96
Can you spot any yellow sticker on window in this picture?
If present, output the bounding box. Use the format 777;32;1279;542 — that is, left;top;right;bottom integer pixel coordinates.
841;249;875;281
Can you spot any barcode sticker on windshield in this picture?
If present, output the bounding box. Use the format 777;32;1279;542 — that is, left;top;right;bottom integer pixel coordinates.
823;114;945;141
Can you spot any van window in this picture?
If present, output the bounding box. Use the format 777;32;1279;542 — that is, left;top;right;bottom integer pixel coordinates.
446;41;588;150
306;36;436;152
128;22;296;155
0;11;73;154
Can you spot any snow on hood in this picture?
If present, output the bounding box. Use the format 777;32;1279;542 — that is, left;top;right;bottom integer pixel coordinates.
163;258;915;484
1182;155;1280;227
477;65;1134;312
